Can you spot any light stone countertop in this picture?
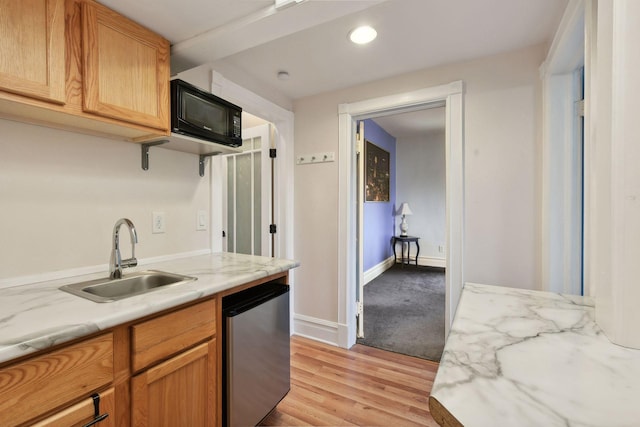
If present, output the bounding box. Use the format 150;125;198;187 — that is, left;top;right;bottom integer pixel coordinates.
0;252;298;364
430;282;640;427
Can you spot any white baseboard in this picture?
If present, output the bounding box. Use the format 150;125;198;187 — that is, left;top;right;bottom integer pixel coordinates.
363;256;395;285
293;313;341;347
416;256;446;268
391;255;446;268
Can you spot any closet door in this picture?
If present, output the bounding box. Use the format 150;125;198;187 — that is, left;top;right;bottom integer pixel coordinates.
225;124;272;256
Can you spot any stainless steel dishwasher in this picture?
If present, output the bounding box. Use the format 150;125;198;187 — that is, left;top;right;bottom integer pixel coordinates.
222;283;290;427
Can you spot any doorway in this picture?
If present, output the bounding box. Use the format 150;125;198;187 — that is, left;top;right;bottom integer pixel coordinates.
354;108;447;361
337;81;465;348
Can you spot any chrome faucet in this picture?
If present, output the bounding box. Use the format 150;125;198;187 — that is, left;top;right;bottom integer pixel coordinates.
109;218;138;279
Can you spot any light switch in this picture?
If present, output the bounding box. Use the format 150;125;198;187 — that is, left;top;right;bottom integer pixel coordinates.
197;210;207;231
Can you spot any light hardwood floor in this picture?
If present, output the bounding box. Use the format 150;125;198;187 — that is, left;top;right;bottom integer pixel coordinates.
261;335;440;426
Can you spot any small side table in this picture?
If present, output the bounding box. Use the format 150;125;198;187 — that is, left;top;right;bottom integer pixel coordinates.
392;236;420;266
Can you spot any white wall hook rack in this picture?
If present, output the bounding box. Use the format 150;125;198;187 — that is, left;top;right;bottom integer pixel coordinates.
296;151;335;165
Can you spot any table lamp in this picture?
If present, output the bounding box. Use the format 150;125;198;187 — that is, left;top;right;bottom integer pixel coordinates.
398;202;413;236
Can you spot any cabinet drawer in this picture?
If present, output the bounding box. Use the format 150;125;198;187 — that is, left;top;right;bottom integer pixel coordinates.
32;387;115;427
132;299;216;372
0;333;114;427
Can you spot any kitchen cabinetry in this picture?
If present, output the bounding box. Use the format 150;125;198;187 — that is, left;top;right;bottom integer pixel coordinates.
0;301;217;427
0;333;114;427
130;299;217;427
0;0;170;141
81;1;169;130
32;388;116;427
132;341;216;427
0;269;291;427
0;0;66;104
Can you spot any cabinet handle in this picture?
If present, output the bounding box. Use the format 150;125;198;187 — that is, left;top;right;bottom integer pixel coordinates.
81;393;109;427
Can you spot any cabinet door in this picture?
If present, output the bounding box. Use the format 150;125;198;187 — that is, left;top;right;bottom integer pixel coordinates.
31;388;116;427
0;0;65;104
131;340;216;427
81;1;169;131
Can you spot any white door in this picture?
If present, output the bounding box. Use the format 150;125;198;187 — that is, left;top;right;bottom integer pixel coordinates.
224;124;272;256
356;121;365;338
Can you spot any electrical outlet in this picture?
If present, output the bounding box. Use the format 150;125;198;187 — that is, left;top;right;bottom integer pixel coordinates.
152;211;166;234
438;245;445;253
197;210;207;231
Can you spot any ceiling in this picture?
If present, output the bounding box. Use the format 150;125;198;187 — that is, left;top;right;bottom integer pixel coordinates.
373;107;446;140
99;0;568;137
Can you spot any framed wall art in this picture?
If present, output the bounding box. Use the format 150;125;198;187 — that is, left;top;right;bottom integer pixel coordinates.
365;140;390;202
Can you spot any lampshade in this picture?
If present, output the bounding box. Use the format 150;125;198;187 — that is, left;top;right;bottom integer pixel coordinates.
398;203;413;216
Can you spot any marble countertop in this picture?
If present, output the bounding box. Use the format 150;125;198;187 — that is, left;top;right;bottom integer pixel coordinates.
0;252;298;364
430;283;640;427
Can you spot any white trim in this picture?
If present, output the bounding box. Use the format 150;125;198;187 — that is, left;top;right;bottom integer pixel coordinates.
364;256;395;285
338;81;465;348
416;256;446;269
292;314;340;347
583;0;596;298
543;0;586;75
540;0;586;295
0;249;212;290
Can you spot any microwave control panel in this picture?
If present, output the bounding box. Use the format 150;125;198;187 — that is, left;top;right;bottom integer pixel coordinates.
233;114;242;138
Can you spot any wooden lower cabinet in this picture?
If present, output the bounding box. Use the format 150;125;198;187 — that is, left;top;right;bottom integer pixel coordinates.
131;339;217;427
0;333;114;427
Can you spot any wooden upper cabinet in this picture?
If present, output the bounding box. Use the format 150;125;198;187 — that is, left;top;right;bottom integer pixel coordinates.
0;0;66;104
81;1;170;131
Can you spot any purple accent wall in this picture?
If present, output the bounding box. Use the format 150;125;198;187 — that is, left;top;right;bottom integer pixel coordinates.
363;119;396;271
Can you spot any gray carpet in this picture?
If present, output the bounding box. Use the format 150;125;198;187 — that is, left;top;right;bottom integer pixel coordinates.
356;264;445;362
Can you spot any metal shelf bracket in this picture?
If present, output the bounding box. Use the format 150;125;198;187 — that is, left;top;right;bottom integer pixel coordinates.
199;152;221;177
141;140;169;171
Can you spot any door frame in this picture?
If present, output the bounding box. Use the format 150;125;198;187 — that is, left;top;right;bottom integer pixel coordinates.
539;0;588;295
209;70;294;262
338;81;465;348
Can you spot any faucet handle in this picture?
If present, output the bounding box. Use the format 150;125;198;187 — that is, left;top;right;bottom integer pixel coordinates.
121;257;137;269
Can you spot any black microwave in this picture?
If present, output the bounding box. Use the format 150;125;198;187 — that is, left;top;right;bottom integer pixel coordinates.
171;79;242;147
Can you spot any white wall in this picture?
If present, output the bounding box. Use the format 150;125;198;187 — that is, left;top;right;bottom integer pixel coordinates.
0;119;210;281
293;44;545;330
396;130;446;261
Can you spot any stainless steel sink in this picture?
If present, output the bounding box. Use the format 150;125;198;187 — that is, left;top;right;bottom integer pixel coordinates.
59;270;197;303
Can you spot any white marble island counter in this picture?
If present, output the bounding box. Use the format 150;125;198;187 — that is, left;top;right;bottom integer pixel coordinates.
0;252;298;365
429;283;640;427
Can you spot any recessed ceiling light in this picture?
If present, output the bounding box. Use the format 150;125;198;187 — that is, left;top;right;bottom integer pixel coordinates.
277;71;290;81
349;25;377;45
275;0;306;11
